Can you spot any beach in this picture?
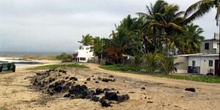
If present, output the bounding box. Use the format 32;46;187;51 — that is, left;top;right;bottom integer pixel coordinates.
0;62;220;110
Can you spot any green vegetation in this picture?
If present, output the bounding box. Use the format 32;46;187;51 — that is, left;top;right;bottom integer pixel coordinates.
56;53;72;62
77;0;208;75
165;75;220;83
100;65;144;72
184;0;220;24
77;0;219;77
100;64;220;83
29;63;88;70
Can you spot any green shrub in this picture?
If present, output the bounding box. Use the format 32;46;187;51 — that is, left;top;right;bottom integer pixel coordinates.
100;64;144;72
56;53;72;62
29;63;88;70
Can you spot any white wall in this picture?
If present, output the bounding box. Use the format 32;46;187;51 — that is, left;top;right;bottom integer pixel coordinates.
174;56;188;74
188;57;201;67
200;56;218;75
201;40;219;54
188;56;218;75
77;45;94;62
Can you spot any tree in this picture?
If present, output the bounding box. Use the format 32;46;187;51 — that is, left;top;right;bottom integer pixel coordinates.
141;52;162;73
78;34;94;46
151;4;185;53
56;52;72;62
184;0;220;24
115;15;143;56
137;0;168;53
178;24;204;54
103;15;145;64
104;30;129;64
93;37;104;58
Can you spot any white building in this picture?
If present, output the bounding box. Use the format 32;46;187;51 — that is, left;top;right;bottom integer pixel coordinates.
175;33;219;75
175;53;219;75
200;33;219;54
76;45;94;62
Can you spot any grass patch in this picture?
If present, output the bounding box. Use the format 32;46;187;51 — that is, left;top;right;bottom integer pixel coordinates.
100;64;144;72
163;74;220;83
28;63;88;70
100;64;220;83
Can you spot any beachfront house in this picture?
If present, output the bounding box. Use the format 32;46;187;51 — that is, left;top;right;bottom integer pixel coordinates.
74;45;94;63
174;33;219;75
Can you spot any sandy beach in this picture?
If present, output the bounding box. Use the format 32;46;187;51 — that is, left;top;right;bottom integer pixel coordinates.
0;62;220;110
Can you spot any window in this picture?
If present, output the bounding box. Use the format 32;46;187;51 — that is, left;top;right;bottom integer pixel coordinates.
209;60;213;67
205;43;209;50
192;60;196;66
79;57;86;61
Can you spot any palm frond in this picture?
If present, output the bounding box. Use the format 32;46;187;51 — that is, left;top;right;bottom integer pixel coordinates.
184;0;214;23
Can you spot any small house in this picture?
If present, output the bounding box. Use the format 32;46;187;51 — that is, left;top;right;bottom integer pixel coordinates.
175;33;219;75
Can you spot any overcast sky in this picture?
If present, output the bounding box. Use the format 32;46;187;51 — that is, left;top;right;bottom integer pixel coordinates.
0;0;218;53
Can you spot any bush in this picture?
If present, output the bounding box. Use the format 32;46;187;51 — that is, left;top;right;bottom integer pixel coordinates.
100;64;144;72
29;63;88;70
56;53;72;62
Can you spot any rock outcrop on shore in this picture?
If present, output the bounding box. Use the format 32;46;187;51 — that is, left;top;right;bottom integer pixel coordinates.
31;68;130;107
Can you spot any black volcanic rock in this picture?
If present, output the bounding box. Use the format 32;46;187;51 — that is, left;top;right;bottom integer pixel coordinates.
95;88;104;95
185;88;196;92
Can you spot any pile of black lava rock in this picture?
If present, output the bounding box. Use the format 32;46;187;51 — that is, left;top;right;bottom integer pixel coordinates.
31;69;129;107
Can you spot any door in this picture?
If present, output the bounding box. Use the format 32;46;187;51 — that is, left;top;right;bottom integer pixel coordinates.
215;60;219;76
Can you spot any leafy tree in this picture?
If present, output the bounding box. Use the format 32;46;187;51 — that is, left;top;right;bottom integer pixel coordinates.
93;37;104;58
157;55;177;74
78;34;94;45
184;0;220;24
137;0;168;53
104;30;129;64
178;24;204;54
103;15;144;64
56;53;72;62
141;52;163;73
115;15;143;55
150;4;185;53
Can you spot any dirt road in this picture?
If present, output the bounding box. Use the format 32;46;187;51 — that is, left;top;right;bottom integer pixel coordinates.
0;63;220;110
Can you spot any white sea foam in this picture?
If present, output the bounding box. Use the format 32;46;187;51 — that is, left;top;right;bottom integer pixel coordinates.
0;57;42;65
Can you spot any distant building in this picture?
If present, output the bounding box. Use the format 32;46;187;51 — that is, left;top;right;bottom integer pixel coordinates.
74;45;94;63
175;33;219;75
200;33;219;54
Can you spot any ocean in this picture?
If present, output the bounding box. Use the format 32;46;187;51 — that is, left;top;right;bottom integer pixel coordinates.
0;51;72;56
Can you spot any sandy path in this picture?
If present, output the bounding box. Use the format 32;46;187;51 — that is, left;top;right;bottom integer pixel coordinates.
0;62;220;110
84;63;220;109
85;63;220;91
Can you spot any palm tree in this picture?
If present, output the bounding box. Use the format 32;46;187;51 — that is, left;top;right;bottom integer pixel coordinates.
104;30;129;64
93;37;104;57
78;34;94;46
184;0;220;24
178;24;204;54
137;0;168;53
150;4;185;54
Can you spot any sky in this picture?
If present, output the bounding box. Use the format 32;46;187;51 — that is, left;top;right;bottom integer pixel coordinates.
0;0;218;53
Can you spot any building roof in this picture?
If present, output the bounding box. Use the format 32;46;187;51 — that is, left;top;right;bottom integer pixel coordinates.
202;39;219;42
175;53;219;57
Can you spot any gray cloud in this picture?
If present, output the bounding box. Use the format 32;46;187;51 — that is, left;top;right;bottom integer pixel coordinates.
0;0;218;53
